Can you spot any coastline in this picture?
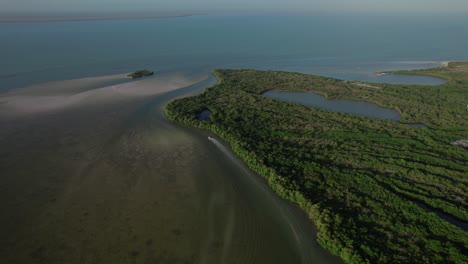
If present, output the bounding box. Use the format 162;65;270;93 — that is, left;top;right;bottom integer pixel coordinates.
0;72;207;116
374;60;450;76
164;65;468;263
0;13;203;23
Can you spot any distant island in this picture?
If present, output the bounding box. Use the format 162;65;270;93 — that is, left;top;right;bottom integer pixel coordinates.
128;70;154;79
0;13;201;23
165;63;468;263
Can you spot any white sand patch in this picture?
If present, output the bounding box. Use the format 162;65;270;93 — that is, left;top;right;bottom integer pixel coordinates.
0;73;207;116
6;73;129;96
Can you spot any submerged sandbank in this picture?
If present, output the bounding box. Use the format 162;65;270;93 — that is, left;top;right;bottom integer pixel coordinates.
0;72;207;116
5;73;130;96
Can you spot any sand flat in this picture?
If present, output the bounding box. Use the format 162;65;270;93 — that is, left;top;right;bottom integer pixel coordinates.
0;73;208;116
4;73;130;96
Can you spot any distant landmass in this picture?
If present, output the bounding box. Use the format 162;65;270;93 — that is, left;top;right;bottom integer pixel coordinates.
0;13;202;23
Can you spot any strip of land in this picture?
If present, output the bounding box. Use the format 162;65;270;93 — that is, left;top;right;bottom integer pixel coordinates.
165;63;468;264
0;13;200;23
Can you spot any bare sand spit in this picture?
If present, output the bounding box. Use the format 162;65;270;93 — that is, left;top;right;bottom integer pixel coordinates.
6;73;130;96
0;73;207;116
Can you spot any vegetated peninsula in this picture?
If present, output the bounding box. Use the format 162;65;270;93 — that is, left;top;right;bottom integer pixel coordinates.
128;70;154;79
165;63;468;264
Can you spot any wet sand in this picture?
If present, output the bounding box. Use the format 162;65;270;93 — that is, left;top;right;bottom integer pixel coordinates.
0;73;341;264
0;73;207;116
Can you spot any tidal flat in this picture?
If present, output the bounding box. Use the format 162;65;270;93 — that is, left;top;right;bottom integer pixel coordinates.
0;73;340;264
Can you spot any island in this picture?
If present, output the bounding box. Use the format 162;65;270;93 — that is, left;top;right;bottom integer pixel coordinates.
165;63;468;263
128;70;154;79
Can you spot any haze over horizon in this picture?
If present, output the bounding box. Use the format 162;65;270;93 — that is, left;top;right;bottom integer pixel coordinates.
1;0;468;15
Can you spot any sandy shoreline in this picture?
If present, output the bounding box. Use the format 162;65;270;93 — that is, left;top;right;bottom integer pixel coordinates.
0;72;207;116
0;13;201;23
375;61;451;76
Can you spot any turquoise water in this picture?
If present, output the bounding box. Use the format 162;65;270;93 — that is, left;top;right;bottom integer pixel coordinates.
2;13;467;90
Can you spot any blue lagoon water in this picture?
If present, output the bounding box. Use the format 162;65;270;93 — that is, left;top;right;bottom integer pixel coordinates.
0;13;467;264
263;91;402;121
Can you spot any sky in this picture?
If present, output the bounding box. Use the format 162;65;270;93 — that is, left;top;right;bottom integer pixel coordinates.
1;0;468;15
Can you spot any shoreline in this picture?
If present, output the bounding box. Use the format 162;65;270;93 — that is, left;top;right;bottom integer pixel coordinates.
0;72;207;116
374;60;451;76
165;66;468;263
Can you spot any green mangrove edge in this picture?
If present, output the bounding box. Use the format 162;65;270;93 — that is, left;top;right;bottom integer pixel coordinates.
165;63;468;264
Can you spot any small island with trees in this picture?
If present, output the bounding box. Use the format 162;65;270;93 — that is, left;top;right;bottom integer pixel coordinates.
165;62;468;264
128;70;154;79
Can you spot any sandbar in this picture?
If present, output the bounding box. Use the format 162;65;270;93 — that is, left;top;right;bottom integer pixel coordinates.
0;72;207;116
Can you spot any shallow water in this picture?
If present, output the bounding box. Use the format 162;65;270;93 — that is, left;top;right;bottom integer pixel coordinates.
2;13;466;91
0;76;340;263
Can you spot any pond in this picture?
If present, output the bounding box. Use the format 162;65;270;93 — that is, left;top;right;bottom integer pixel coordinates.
263;91;401;121
263;91;430;128
198;110;212;121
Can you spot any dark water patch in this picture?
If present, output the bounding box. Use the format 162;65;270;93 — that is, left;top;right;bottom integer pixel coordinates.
198;110;212;121
263;91;401;121
404;123;428;128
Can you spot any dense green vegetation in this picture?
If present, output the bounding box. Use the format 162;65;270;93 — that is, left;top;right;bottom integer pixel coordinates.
165;63;468;263
128;70;154;79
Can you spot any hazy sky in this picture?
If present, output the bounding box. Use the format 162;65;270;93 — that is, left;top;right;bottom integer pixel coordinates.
2;0;468;14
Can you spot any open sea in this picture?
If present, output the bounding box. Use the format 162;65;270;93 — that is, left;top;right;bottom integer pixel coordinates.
2;13;468;90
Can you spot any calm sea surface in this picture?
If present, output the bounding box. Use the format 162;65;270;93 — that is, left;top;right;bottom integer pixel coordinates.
2;13;468;90
0;14;467;264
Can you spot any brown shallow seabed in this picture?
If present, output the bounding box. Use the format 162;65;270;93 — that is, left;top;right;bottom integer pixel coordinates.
0;74;341;264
